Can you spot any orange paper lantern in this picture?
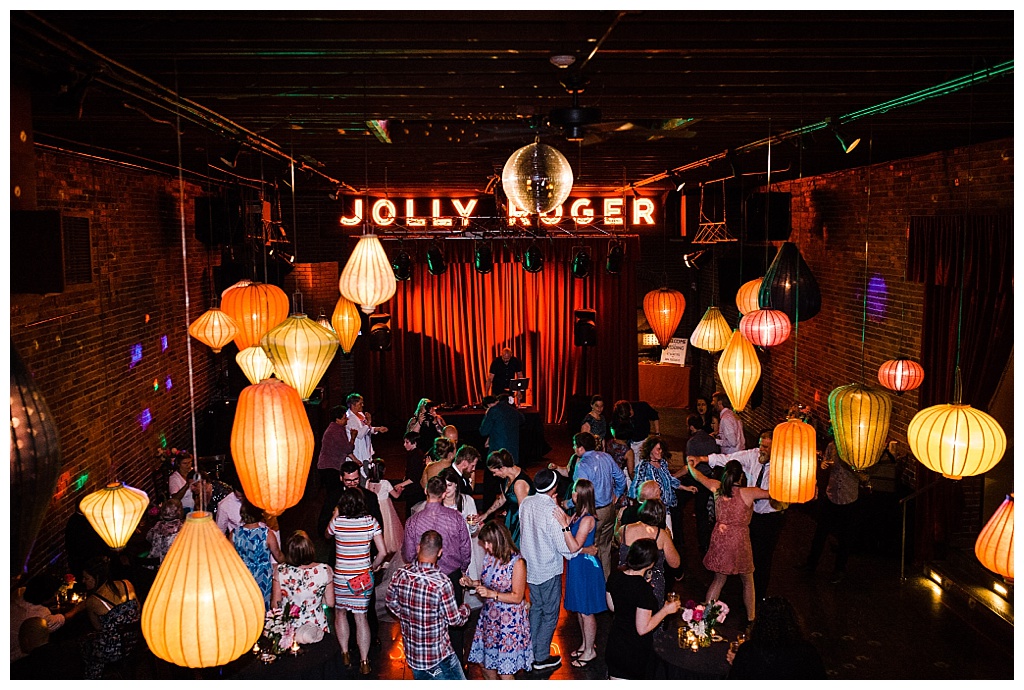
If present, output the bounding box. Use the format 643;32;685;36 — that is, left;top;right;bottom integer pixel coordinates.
907;403;1006;480
261;313;339;400
221;282;290;351
142;511;265;667
80;482;150;551
878;358;925;393
230;378;315;516
690;306;732;353
187;307;239;353
717;329;761;412
738;308;791;347
331;296;361;354
643;288;686;347
735;278;763;315
769;418;817;504
975;494;1014;582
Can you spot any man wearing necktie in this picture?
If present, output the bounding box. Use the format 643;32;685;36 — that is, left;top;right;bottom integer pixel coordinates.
688;429;784;601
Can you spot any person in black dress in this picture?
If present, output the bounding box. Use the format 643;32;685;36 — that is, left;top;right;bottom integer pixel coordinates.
728;596;826;679
604;538;681;679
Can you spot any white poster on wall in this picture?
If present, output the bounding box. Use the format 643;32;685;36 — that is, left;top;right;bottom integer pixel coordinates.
659;337;688;365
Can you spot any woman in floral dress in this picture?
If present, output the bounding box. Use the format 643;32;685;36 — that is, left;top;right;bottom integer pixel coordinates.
464;522;532;678
271;531;334;644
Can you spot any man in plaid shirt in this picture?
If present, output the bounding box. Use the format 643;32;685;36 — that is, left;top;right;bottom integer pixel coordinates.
386;530;471;680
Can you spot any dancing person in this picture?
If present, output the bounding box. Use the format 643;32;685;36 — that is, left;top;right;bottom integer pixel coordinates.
450;444;480;496
387;531;471;680
318;404;356;533
694;396;715;433
614;479;662;545
580;395;608;450
568;431;627;578
632;436;696;580
464;522;533;679
476;449;534;547
438;466;486;606
271;530;334;644
328;488;387;674
687;457;769;625
365;459;409;554
604;539;681;679
398;431;427;508
234;498;284;608
146;498;184;563
617;499;680;604
606;422;636;489
345;393;388;479
420;437;456;492
686;414;721;556
563;479;607;668
728;596;827;679
79;556;141;679
712;390;745;454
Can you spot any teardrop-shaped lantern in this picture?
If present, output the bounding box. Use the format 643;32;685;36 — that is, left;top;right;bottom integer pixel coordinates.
690;306;732;353
235;346;275;385
738;308;792;347
501;142;574;214
717;330;761;412
878;358;925;394
643;288;686;347
331;296;361;355
907;403;1006;480
261;313;339;400
187;307;239;353
735;278;763;315
828;383;892;470
769;417;817;504
10;343;63;575
339;234;397;314
142;511;265;667
230;378;315;516
221;282;290;351
975;494;1013;582
759;242;821;323
80;482;150;551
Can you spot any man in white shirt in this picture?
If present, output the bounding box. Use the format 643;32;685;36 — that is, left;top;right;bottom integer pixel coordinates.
712;390;745;454
215;487;244;536
11;574;71;662
690;429;784;600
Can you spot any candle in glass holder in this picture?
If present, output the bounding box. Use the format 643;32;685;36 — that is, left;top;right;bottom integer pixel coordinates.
291;640;300;654
252;642;260;654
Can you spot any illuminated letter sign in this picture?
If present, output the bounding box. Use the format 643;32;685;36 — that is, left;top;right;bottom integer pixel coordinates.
603;198;624;225
405;199;426;226
432;199;453;227
633;198;655;225
371;199;397;226
570;199;594;224
451;199;477;228
339;199;364;226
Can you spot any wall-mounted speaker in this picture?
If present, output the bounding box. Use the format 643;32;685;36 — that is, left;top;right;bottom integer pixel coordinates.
573;309;597;347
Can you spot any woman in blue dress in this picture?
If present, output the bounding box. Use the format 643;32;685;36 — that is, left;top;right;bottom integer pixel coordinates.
563;478;607;668
233;498;283;607
464;521;533;678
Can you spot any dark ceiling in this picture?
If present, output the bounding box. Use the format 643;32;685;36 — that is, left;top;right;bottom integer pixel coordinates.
12;10;1014;195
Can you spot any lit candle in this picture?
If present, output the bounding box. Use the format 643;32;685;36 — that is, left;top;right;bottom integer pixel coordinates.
252;642;260;654
291;640;300;654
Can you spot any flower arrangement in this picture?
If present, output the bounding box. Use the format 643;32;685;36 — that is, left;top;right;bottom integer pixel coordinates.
261;604;301;657
680;599;729;648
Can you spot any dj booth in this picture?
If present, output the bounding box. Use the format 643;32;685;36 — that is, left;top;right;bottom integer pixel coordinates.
439;405;550;463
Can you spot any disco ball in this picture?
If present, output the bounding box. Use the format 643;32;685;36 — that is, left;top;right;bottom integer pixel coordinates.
501;142;574;215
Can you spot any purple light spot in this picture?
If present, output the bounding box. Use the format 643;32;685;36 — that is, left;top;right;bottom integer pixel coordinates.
161;335;169;352
130;343;143;368
138;408;152;431
867;274;888;322
165;376;173;390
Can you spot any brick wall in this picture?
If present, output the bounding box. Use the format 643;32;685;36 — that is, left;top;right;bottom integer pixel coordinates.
11;150;222;576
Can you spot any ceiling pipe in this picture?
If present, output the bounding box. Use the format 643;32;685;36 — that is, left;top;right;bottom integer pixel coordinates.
619;59;1013;193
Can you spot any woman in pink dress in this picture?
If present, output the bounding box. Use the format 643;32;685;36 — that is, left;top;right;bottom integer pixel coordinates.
686;458;768;624
365;460;410;554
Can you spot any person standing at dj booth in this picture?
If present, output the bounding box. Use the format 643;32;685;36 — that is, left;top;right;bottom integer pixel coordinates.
487;347;523;396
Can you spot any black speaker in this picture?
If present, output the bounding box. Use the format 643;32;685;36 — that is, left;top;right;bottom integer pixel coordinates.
744;192;791;243
573;309;597;347
368;314;392;351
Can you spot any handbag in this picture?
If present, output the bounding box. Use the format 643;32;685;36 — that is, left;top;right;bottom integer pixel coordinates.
345;570;374;595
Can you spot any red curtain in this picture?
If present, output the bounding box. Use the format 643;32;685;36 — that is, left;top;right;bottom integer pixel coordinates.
354;237;639;425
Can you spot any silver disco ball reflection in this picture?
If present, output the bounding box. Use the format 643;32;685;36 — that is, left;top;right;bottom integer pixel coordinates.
501;142;574;214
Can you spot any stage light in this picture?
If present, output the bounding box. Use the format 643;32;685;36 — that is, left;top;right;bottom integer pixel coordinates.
426;243;447;276
368;314;392;351
668;170;686;193
573;309;597;347
571;248;591;279
474;242;494;274
523;244;544;273
392;249;413;281
605;241;624;274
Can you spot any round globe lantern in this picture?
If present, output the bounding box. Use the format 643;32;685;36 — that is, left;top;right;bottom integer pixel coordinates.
739;308;791;347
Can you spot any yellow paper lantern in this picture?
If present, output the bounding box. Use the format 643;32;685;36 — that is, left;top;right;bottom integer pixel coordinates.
717;329;761;412
316;308;334;333
230;378;315;516
142;511;265;668
975;494;1013;582
769;418;817;504
736;278;763;315
236;346;275;385
80;482;150;551
907;403;1006;480
690;306;733;353
221;282;290;351
878;358;925;393
739;308;791;347
339;234;397;314
331;296;362;354
828;383;892;470
643;288;686;347
187;307;239;353
261;313;339;400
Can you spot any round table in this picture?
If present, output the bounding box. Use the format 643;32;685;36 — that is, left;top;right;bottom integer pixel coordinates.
652;621;738;680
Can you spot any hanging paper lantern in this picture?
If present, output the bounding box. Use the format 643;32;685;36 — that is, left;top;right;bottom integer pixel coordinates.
221;278;252;300
690;306;732;353
769;417;817;504
975;494;1013;582
230;378;315;516
339;234;397;314
316;308;334;333
331;296;361;355
221;282;290;351
235;346;275;385
80;482;149;551
739;308;792;347
735;278;763;315
187;307;239;353
10;343;63;575
878;358;925;393
907;403;1006;480
261;313;339;400
501;142;574;215
643;288;686;347
717;330;761;412
828;383;892;470
759;242;822;323
142;511;265;667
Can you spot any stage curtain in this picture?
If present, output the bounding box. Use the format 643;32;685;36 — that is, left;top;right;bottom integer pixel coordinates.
906;213;1013;561
353;236;639;425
